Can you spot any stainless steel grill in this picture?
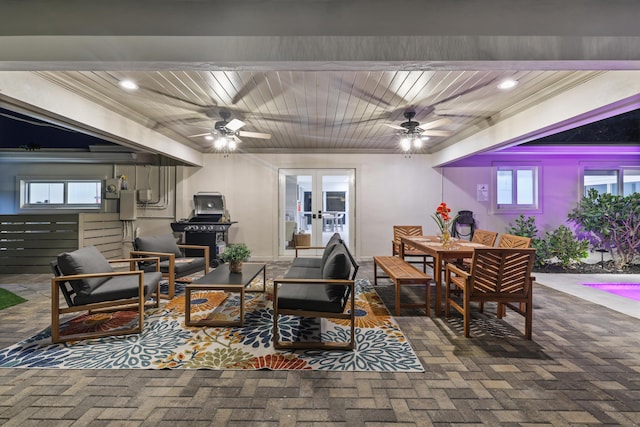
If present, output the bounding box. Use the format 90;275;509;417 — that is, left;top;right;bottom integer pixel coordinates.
171;192;236;264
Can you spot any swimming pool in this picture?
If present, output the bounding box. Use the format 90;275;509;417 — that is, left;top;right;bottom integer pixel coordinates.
582;283;640;302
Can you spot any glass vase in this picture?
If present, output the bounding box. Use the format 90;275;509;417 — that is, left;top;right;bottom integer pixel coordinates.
441;229;451;247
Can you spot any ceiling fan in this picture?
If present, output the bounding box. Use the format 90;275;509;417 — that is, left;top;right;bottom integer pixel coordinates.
384;111;452;138
188;109;271;142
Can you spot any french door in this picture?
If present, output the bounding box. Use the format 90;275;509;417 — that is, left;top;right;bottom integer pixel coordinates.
279;169;355;256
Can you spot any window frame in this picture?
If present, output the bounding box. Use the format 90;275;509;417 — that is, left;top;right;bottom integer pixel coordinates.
491;162;541;214
18;176;105;212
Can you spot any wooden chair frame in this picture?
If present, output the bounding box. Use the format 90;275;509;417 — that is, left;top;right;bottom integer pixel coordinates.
460;229;499;268
51;257;161;344
497;233;532;249
392;225;434;273
273;279;355;350
445;248;536;339
130;244;209;299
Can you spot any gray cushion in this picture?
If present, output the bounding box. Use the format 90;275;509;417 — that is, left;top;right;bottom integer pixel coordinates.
277;282;347;313
290;257;323;269
284;265;322;279
73;271;162;305
150;257;207;276
322;245;351;280
134;234;182;258
57;246;114;297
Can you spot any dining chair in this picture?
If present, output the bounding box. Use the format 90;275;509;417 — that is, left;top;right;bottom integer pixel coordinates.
392;225;434;273
445;247;536;339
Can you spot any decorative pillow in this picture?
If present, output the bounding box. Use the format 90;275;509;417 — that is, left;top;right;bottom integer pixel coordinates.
57;246;114;297
134;234;183;258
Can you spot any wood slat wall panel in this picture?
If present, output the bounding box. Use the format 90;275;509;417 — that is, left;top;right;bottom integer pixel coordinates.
0;213;123;273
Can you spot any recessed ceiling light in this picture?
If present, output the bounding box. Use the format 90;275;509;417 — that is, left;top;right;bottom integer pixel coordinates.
119;79;139;90
497;79;518;90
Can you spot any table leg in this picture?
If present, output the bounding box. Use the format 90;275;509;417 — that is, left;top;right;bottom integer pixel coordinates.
434;254;443;316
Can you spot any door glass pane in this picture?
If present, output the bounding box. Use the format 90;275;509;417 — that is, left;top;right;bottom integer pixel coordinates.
283;174;312;252
322;175;350;246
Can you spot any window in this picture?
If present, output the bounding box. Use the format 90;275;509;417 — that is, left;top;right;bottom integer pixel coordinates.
21;179;102;209
583;168;640;196
493;164;539;213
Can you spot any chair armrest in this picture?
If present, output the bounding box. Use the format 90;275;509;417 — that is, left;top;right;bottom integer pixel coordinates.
52;269;145;283
110;256;161;272
294;246;325;257
130;250;175;259
177;244;210;260
445;262;470;279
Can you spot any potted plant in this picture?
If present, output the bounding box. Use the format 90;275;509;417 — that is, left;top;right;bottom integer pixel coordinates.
220;243;251;273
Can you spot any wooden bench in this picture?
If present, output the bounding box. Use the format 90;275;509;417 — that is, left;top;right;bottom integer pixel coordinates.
373;256;431;316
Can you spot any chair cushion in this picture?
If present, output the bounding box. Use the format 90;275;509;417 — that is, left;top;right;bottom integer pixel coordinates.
134;234;182;258
73;271;162;305
57;246;114;297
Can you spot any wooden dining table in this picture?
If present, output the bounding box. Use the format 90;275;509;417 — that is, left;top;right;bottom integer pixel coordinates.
399;235;492;316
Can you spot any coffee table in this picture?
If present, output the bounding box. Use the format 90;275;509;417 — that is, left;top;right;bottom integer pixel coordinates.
185;262;266;327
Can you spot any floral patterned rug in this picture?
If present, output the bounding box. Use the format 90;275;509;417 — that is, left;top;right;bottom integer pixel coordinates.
0;279;424;371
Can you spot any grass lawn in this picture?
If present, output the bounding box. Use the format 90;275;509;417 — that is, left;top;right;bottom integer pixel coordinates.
0;288;27;310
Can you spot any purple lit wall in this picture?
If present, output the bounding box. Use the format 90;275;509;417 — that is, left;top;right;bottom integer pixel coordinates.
441;146;640;236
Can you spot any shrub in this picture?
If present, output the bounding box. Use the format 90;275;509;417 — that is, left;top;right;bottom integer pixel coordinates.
568;189;640;267
508;215;548;267
542;225;590;268
508;215;589;268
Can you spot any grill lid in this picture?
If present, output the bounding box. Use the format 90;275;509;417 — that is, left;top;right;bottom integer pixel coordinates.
193;192;226;217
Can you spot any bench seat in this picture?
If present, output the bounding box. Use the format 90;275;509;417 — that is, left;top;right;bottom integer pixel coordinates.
373;255;431;316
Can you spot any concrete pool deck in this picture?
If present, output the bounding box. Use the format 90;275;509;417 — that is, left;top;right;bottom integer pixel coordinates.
535;272;640;320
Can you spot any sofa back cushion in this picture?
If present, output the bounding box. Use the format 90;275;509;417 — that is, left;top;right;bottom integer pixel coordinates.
57;246;114;297
320;233;342;266
322;244;351;280
134;234;183;258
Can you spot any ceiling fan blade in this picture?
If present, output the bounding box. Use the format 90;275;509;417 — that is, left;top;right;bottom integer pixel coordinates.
188;132;213;138
430;78;497;107
383;123;405;130
237;130;272;140
420;129;453;137
418;117;451;130
226;118;245;131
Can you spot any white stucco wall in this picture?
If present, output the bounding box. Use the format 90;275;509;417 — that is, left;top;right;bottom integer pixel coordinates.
178;152;443;261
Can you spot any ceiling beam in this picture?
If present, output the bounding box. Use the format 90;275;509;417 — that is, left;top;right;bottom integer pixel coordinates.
431;70;640;166
0;72;204;166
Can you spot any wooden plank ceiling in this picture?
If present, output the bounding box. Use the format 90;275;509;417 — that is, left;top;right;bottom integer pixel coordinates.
32;69;601;154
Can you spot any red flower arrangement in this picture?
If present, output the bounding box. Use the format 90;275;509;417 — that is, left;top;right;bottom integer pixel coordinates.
432;202;456;235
